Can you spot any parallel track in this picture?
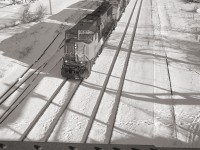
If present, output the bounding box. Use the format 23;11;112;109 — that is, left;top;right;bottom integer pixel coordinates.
14;0;139;142
0;29;64;103
0;0;97;105
18;0;143;143
81;0;142;144
0;57;62;124
0;1;98;125
0;0;144;145
106;0;143;144
0;1;199;149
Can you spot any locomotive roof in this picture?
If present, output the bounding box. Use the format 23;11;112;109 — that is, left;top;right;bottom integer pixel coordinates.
66;2;112;35
66;19;98;35
91;1;111;16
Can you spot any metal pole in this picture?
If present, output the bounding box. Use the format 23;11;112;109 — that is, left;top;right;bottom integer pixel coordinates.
49;0;52;15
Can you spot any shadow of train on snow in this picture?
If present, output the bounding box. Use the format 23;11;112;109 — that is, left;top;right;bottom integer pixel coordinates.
0;0;99;67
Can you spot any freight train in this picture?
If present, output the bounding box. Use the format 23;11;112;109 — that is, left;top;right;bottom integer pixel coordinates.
61;0;130;79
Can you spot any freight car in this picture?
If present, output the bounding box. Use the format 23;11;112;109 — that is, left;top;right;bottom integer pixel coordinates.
61;1;128;79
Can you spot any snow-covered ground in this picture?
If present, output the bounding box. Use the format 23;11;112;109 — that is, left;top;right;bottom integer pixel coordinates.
153;0;200;147
0;0;200;148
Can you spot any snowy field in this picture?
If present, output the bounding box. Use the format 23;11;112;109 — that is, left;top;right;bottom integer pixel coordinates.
0;0;200;149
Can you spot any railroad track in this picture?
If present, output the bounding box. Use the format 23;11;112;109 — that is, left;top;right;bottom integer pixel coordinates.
0;0;100;106
81;0;143;144
0;1;100;124
26;0;143;143
1;1;200;149
18;0;143;143
0;50;63;124
0;0;143;144
0;1;104;143
22;0;142;143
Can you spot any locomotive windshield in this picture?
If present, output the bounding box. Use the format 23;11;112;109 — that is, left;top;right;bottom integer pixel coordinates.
78;34;93;41
78;30;93;42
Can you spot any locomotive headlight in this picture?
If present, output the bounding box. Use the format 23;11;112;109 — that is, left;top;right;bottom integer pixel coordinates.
74;43;78;49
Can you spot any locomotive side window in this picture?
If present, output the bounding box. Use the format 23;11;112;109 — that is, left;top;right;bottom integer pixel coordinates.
78;30;93;42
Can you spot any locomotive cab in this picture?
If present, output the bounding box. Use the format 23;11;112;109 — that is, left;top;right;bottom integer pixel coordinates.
61;38;93;79
61;25;102;79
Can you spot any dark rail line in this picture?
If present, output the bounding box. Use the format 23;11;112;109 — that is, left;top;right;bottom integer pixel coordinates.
20;77;68;141
106;0;143;144
0;57;62;124
42;80;83;142
0;27;63;102
0;63;47;124
81;0;139;144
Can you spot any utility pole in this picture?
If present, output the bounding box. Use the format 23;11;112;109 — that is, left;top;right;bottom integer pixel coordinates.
49;0;52;15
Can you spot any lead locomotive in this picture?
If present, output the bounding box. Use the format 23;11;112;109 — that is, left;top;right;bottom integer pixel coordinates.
61;0;129;79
